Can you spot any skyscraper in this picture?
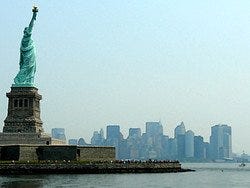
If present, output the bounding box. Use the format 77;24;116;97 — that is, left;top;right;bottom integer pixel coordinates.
146;122;163;136
185;130;194;158
174;122;186;139
91;129;105;146
143;122;164;159
221;125;232;159
129;128;141;138
107;125;121;140
168;138;177;159
106;125;123;159
194;135;205;159
127;128;141;159
175;122;186;159
209;124;232;160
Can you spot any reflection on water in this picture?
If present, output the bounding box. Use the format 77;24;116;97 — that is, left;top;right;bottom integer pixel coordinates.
0;174;117;188
182;162;250;171
1;176;43;188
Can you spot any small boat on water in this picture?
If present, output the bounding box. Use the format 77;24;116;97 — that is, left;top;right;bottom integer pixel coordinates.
239;162;246;167
239;151;247;167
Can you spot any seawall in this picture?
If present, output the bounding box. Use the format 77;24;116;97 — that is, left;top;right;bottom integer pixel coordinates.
0;161;194;175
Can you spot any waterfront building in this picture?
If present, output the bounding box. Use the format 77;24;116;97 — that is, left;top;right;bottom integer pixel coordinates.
177;134;185;159
106;125;123;159
174;122;186;138
118;139;130;159
127;128;142;159
175;122;186;159
209;124;232;160
145;122;164;159
204;142;210;159
127;136;141;159
168;138;177;159
222;125;232;159
194;135;205;159
161;135;170;159
185;130;194;158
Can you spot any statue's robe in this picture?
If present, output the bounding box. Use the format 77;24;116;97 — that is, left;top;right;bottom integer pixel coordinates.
14;31;36;86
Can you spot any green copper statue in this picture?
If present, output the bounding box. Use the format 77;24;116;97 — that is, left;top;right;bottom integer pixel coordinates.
13;6;38;87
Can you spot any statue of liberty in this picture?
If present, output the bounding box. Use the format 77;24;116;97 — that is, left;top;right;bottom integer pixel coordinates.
13;6;38;87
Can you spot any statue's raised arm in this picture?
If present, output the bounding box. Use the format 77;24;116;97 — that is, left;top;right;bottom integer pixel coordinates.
13;7;39;87
28;6;38;33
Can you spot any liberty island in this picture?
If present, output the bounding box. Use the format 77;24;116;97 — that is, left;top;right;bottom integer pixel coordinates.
0;7;190;174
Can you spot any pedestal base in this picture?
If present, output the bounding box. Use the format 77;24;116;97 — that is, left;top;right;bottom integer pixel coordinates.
3;87;43;133
0;133;51;145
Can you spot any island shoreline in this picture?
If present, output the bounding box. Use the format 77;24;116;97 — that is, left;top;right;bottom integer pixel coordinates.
0;161;194;175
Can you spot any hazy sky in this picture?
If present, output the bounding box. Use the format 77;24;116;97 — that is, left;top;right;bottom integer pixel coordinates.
1;1;250;154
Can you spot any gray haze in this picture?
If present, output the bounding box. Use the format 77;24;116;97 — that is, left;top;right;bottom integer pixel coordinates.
1;1;250;153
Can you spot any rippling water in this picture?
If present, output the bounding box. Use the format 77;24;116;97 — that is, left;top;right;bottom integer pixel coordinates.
0;163;249;188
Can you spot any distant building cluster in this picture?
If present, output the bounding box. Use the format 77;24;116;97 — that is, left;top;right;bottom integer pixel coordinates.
52;128;66;142
52;122;233;161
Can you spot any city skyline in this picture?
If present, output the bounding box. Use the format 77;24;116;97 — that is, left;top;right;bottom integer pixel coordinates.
63;122;236;161
1;1;250;154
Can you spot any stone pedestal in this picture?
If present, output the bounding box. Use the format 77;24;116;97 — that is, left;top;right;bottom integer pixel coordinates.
3;87;43;133
0;133;51;145
0;87;54;145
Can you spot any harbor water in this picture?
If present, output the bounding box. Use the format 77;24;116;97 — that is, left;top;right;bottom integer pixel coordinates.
0;163;249;188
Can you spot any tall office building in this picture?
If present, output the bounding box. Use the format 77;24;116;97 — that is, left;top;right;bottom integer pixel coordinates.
129;128;141;138
194;135;205;159
209;124;232;160
204;142;210;159
175;122;186;159
222;125;232;159
174;122;186;138
143;122;164;159
185;130;194;158
146;122;163;136
127;128;141;159
91;129;105;146
168;138;177;159
107;125;121;140
106;125;123;159
161;135;170;159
